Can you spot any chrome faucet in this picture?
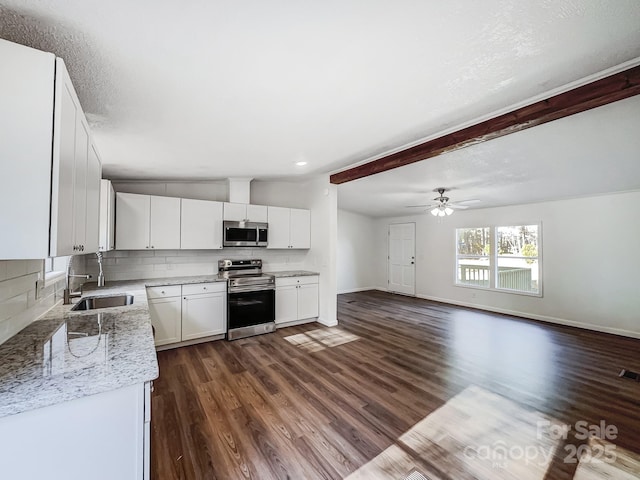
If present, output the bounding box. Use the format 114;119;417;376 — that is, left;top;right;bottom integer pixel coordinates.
63;256;92;305
96;252;105;287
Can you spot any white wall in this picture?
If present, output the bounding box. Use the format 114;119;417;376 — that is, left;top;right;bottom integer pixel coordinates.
337;209;377;293
372;191;640;338
0;260;65;345
112;181;229;202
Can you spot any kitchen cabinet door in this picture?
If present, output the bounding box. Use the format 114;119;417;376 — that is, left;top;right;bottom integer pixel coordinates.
289;208;311;249
181;198;223;249
149;196;181;249
223;203;267;222
275;285;298;324
0;382;146;480
267;206;290;249
72;115;90;253
0;39;54;259
182;291;227;340
148;296;182;347
99;180;115;251
223;202;247;221
116;193;151;250
49;59;80;257
246;204;267;222
84;140;102;254
297;283;319;319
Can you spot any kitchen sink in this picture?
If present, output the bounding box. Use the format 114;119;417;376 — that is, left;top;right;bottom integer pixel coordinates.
71;294;134;311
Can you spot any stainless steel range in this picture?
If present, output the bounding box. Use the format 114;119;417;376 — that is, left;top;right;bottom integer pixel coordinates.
219;259;275;341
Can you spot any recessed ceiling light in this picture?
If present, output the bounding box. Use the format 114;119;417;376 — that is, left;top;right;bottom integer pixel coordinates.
295;161;308;167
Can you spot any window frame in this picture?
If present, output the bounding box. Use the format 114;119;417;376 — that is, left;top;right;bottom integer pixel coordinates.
454;223;543;298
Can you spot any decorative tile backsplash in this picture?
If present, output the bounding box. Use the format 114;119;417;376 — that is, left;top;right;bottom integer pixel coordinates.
84;248;310;281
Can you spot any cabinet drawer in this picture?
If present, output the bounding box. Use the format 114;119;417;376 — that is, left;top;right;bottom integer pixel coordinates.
146;285;182;299
182;282;226;296
276;275;319;287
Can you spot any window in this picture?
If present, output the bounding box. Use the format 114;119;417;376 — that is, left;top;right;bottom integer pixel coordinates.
456;227;490;288
43;256;70;286
496;225;539;294
455;224;541;296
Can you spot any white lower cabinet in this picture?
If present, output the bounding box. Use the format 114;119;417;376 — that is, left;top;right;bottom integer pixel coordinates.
147;282;227;348
275;275;319;326
0;382;151;480
181;282;227;340
148;296;182;347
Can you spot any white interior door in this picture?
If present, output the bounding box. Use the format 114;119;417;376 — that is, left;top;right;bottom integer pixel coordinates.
388;223;415;295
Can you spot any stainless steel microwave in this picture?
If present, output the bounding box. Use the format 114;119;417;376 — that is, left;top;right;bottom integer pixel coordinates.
223;221;268;247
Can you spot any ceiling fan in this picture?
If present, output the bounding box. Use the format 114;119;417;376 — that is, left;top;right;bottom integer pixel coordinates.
406;188;479;216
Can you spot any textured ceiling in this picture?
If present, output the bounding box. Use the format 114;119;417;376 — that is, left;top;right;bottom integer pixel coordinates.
1;1;639;209
338;95;640;217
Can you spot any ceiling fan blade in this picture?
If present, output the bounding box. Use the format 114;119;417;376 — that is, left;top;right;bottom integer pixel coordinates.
405;204;429;208
447;204;469;210
455;199;481;205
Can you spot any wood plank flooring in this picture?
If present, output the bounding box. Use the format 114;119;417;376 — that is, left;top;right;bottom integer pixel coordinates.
151;290;640;480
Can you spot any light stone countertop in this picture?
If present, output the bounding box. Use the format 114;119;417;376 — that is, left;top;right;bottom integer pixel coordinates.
266;270;320;278
0;280;158;419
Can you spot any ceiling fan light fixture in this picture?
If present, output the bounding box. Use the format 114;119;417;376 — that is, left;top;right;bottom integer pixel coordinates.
431;204;454;217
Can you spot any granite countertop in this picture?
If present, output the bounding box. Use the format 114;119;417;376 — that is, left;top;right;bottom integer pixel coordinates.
0;280;161;419
266;270;319;278
144;275;226;287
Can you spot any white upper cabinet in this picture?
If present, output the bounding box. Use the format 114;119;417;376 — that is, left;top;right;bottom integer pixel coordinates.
116;193;150;250
49;61;79;257
223;202;267;222
0;40;101;259
84;142;102;254
266;206;290;249
267;206;311;249
71;115;89;253
49;58;102;257
150;196;181;249
181;199;223;249
289;208;311;249
115;193;180;250
246;204;268;222
99;179;116;252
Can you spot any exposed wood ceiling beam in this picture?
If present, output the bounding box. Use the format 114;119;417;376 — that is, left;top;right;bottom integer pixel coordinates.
330;65;640;184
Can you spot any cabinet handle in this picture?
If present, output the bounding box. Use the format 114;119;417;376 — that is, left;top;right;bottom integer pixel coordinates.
161;290;165;294
151;246;155;249
146;246;149;249
203;287;207;290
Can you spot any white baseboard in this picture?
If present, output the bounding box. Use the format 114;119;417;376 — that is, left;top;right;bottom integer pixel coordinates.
275;318;316;329
415;293;640;340
317;318;339;327
337;286;377;294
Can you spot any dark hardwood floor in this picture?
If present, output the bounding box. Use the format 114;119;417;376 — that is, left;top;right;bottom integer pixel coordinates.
151;291;640;480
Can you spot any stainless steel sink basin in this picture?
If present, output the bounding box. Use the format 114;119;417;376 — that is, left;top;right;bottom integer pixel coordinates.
71;294;134;311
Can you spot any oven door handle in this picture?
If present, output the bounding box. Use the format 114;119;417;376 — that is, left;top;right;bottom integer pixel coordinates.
229;285;275;293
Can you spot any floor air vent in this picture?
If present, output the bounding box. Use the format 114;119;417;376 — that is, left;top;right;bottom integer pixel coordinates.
619;369;640;381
